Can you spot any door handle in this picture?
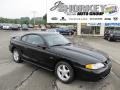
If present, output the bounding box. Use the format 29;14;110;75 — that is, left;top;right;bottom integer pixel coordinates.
23;46;28;49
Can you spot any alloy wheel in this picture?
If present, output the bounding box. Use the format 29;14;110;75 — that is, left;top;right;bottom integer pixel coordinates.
13;50;19;62
57;64;70;81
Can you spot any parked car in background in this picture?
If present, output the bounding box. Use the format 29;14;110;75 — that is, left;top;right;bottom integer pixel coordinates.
47;28;74;35
47;29;57;32
0;23;3;29
17;24;21;29
22;24;28;30
11;24;20;30
9;32;111;83
2;24;12;30
28;24;34;28
104;30;120;41
41;25;46;31
57;28;74;35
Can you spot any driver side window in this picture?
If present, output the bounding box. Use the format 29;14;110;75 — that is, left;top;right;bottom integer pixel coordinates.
22;34;44;45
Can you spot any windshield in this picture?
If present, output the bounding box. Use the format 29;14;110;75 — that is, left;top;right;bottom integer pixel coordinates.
113;30;120;33
43;34;70;46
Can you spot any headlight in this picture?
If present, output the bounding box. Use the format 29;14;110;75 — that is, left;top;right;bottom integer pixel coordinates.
85;63;104;70
110;34;113;36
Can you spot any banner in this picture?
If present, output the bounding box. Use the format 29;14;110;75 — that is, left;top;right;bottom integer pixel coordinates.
47;0;120;23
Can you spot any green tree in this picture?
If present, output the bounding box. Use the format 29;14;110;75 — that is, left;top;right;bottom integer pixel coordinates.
43;14;47;20
20;17;30;25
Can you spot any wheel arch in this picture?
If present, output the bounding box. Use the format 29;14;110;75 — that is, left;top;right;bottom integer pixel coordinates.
54;58;74;71
11;46;22;54
11;46;16;53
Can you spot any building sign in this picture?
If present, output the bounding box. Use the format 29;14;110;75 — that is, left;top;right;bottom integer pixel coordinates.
87;23;102;26
47;0;120;23
87;23;120;27
105;23;120;27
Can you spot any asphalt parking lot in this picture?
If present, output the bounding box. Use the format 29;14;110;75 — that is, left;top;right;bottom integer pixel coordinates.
0;30;120;90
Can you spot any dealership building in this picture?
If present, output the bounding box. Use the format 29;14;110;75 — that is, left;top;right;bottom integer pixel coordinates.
77;23;120;36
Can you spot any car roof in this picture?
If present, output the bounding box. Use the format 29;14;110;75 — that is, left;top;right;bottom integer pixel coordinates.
23;31;58;35
11;31;59;38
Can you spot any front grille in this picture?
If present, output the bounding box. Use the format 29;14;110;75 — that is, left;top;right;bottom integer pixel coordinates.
104;60;108;64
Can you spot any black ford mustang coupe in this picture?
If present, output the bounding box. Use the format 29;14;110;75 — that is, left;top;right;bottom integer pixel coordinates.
9;31;112;83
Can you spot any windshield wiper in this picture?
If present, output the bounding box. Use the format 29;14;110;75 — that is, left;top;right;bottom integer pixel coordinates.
51;44;64;47
64;43;72;45
51;43;72;47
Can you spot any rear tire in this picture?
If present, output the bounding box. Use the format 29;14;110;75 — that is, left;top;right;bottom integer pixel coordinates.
55;61;74;83
13;49;23;63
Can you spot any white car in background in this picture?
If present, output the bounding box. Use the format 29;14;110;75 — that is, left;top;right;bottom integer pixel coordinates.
41;25;46;31
3;24;12;30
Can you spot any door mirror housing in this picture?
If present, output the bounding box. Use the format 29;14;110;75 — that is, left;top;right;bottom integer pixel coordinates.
37;44;47;50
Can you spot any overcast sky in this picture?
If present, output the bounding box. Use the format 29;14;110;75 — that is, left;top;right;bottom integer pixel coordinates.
0;0;46;19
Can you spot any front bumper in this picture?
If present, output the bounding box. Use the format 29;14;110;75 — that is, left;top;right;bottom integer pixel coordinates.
9;44;13;53
74;61;112;80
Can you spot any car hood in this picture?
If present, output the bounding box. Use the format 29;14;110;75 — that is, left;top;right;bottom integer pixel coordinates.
51;45;108;65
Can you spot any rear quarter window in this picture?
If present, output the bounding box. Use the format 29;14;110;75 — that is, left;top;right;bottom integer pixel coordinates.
21;35;28;42
26;35;44;45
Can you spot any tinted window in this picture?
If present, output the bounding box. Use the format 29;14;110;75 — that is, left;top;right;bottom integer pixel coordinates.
43;34;70;46
26;35;44;45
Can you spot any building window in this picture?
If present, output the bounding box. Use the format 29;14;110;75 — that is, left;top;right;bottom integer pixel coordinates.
81;23;100;35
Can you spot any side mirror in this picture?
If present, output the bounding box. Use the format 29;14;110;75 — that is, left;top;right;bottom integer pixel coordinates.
37;44;47;50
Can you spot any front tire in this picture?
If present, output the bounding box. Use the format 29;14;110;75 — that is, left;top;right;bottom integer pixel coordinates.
13;49;23;63
104;36;107;39
55;61;74;83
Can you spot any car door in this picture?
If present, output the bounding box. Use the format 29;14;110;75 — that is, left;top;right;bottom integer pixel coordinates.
23;34;46;64
20;35;31;60
21;34;57;69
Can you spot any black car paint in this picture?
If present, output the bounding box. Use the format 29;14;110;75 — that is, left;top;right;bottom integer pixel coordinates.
9;32;111;78
51;46;108;64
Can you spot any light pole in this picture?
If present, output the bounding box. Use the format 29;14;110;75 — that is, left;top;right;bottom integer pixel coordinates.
32;11;37;27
